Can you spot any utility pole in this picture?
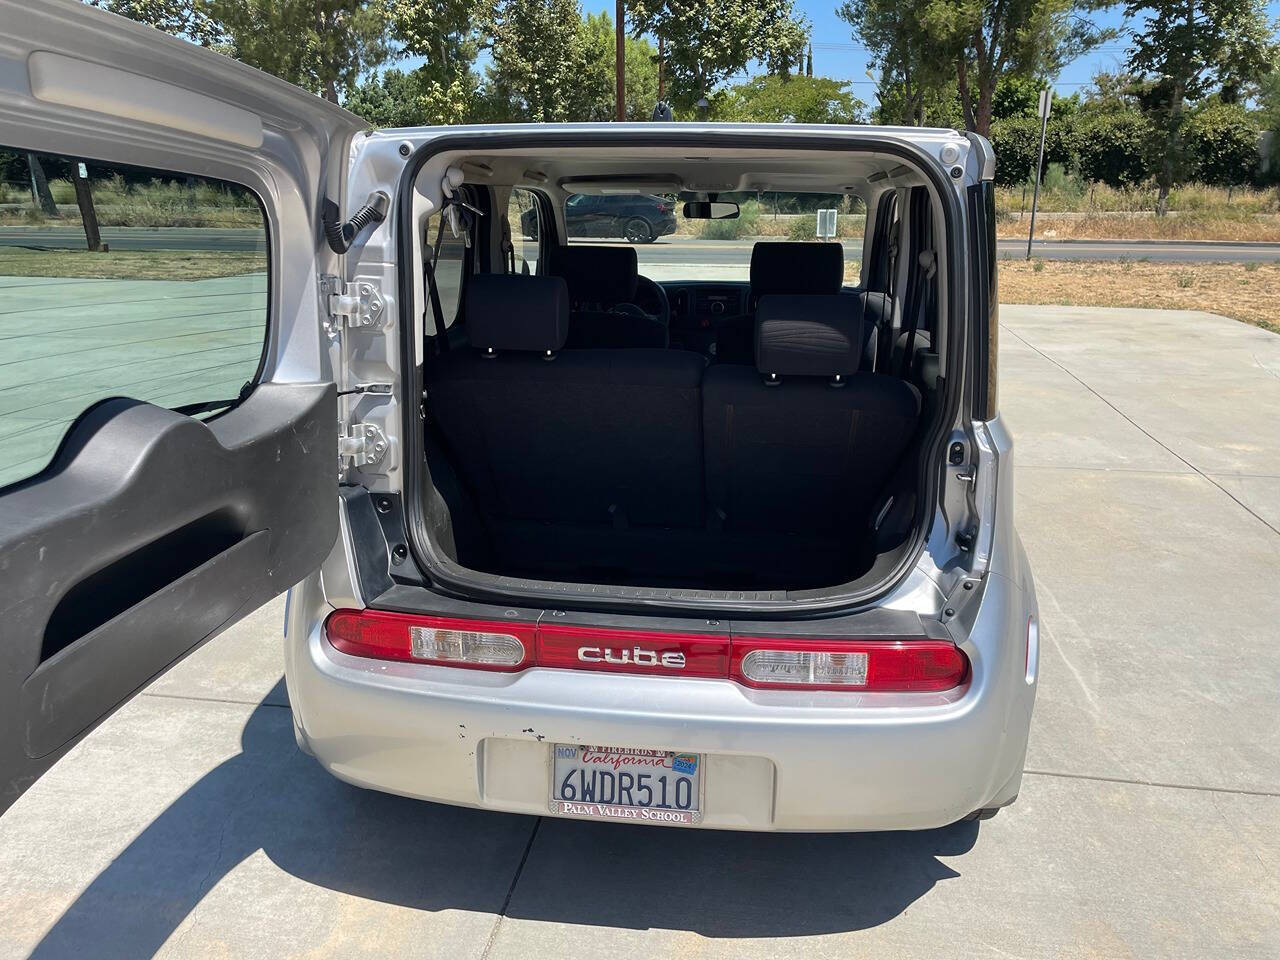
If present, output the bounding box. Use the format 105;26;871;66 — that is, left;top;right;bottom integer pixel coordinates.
1026;88;1051;260
615;0;625;121
657;36;664;104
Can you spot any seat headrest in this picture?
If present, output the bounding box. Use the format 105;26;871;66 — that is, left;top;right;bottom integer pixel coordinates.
465;274;569;353
548;245;639;304
755;295;864;378
750;241;844;297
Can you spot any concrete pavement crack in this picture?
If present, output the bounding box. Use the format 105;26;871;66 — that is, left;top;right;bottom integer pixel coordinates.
1002;325;1280;540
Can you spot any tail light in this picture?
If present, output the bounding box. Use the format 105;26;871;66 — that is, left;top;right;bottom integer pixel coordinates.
731;638;968;692
325;610;534;671
325;611;968;692
656;201;670;213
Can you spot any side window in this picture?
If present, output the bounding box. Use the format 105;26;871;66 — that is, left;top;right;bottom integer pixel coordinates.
0;147;268;490
507;188;541;275
424;214;467;328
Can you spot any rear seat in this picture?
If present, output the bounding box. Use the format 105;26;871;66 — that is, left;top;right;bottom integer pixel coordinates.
702;294;920;536
429;273;705;531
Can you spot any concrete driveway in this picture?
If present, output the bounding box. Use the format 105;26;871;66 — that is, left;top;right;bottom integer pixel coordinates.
1;305;1278;959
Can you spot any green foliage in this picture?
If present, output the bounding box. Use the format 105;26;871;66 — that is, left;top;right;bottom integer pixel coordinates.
386;0;478;114
200;0;390;102
581;12;660;121
1073;110;1154;187
1124;0;1276;209
475;0;605;122
717;74;866;124
784;211;859;239
90;0;228;46
837;0;957;126
344;67;480;126
1183;101;1261;186
699;200;761;239
627;0;809;111
988;113;1075;186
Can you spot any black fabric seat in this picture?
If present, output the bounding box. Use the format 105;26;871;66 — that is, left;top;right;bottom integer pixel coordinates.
702;293;920;536
717;240;849;364
429;274;705;538
546;244;668;349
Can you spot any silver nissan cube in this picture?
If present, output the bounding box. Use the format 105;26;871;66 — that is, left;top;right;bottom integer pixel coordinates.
0;2;1038;832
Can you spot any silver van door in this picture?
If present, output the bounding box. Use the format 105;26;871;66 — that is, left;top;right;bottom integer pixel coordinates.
0;1;368;812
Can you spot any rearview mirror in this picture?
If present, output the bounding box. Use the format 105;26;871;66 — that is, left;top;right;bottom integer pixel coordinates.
682;201;739;220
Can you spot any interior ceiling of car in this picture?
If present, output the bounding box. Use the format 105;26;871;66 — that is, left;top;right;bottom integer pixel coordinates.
455;148;928;195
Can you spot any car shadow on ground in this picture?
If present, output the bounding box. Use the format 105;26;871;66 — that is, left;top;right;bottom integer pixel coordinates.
28;680;978;958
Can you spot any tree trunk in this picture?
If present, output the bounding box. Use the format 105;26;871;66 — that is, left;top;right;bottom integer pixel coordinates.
26;154;58;217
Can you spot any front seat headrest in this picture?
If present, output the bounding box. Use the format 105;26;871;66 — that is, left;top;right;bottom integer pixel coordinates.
749;241;844;298
755;295;864;378
465;274;569;353
548;244;639;304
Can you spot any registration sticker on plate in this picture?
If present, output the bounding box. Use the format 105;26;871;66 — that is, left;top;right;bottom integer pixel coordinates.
550;744;702;824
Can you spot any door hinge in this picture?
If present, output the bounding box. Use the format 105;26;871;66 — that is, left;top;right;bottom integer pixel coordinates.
321;275;384;335
338;419;388;474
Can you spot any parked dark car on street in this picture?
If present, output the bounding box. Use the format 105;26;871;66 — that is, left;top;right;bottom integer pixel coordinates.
523;192;677;244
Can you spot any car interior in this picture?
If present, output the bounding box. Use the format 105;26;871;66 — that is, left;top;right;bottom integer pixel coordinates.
412;150;946;593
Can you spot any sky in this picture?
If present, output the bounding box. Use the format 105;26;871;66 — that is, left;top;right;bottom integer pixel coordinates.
412;0;1280;110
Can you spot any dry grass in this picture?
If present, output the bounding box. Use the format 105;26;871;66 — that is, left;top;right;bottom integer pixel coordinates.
996;213;1280;242
0;248;267;280
994;181;1280;216
998;258;1280;334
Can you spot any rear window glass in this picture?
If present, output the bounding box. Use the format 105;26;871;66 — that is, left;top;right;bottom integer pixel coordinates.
0;148;268;488
561;191;865;283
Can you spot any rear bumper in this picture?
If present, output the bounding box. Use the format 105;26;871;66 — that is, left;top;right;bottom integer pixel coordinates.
286;572;1037;832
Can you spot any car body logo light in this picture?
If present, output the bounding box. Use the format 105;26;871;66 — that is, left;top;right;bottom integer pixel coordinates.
324;610;969;692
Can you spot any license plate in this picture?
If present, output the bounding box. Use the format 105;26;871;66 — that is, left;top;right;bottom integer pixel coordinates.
550;744;702;824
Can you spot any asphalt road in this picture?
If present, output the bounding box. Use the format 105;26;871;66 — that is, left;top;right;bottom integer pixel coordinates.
2;225;1278;262
0;304;1277;958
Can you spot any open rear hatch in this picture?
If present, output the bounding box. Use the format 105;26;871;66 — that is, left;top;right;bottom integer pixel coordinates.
376;128;976;614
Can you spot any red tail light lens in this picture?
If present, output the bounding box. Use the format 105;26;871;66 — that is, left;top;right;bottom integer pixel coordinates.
538;624;729;678
325;609;534;671
324;611;967;691
731;639;968;692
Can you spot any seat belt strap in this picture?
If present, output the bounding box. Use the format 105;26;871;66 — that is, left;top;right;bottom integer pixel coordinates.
899;249;936;379
425;215;450;353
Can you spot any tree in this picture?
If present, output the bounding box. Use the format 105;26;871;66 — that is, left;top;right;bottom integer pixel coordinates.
582;11;660;120
1183;100;1260;186
208;0;391;103
98;0;392;103
719;74;866;124
387;0;479;118
627;0;810;112
345;66;479;126
89;0;229;47
838;0;955;126
477;0;603;122
1124;0;1275;213
918;0;1112;136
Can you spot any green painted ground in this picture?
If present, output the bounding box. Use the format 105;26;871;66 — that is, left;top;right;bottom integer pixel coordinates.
0;273;268;487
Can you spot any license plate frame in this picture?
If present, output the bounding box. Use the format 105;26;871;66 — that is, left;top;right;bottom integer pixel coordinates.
549;744;704;825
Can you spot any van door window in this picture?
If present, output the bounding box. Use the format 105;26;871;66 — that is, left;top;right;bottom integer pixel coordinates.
507;188;541;275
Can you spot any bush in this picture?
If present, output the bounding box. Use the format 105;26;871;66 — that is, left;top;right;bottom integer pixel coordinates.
989;114;1076;186
785;210;859;240
1183;102;1260;187
699;199;760;239
1074;110;1153;188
